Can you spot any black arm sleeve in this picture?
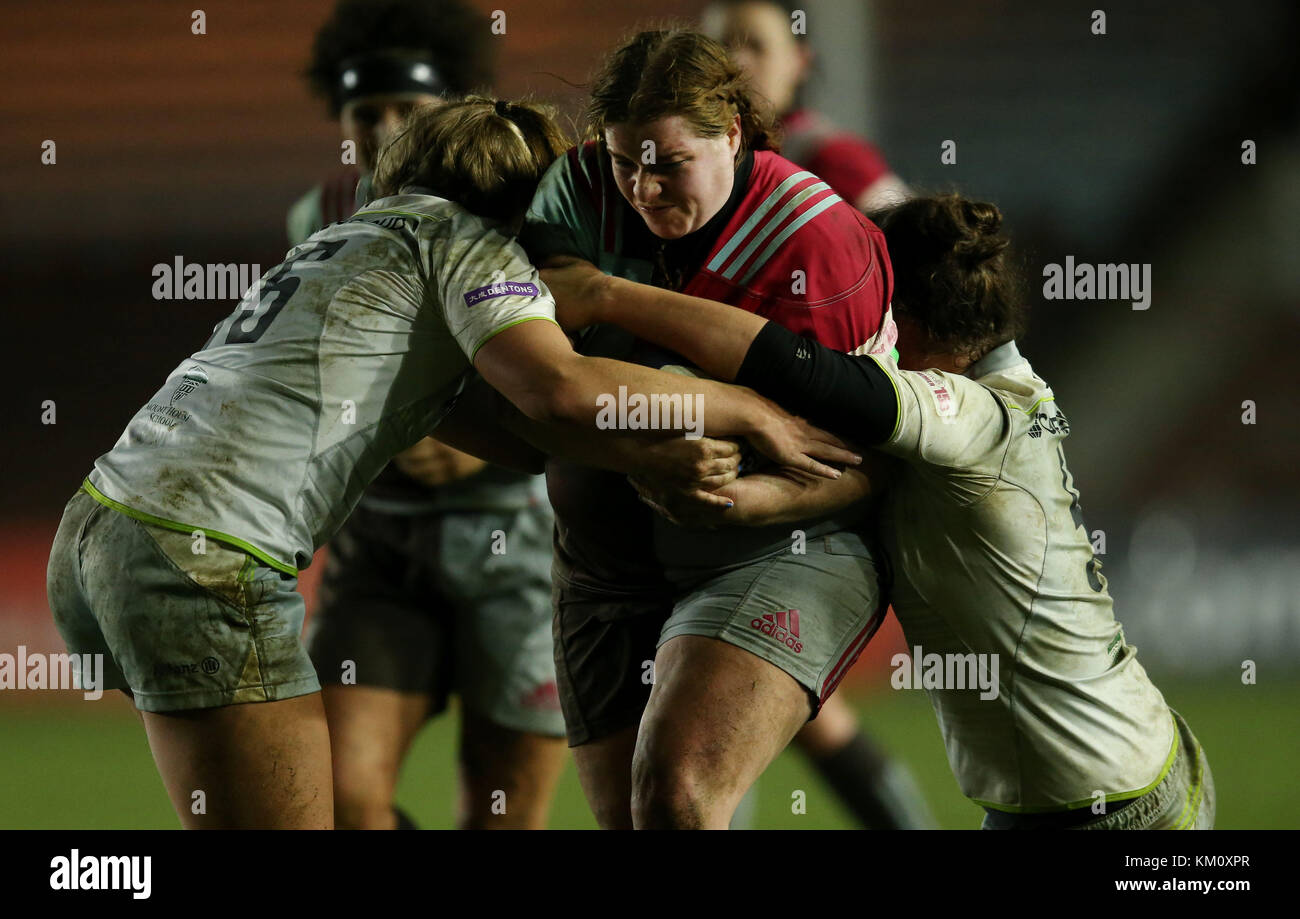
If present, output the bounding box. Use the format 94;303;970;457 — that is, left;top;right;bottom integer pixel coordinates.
734;322;899;445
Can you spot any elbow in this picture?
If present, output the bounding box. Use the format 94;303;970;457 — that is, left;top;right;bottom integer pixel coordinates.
514;377;589;427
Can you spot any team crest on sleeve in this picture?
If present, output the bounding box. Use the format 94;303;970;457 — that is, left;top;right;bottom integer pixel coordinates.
463;281;540;307
916;371;956;419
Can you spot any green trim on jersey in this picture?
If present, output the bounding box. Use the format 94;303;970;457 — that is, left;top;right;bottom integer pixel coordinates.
469;315;561;361
973;712;1181;813
1012;396;1057;416
865;353;904;444
80;479;299;576
353;207;435;223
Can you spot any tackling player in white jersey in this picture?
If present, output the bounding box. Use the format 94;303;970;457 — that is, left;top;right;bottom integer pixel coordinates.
45;97;856;829
542;193;1215;829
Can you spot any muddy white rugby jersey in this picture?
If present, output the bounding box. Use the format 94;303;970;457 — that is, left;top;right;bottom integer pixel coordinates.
874;341;1175;811
86;192;557;574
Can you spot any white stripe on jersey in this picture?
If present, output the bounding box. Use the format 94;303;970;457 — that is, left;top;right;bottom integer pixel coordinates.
737;189;842;286
705;170;818;275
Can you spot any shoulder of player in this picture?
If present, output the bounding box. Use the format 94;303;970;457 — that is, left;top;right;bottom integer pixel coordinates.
729;154;884;292
745;152;879;244
552;141;605;207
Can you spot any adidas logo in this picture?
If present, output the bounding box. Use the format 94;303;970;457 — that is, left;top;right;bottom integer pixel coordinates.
749;609;803;653
1028;420;1042;438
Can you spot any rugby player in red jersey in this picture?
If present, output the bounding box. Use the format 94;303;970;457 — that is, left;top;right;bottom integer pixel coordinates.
703;0;932;829
523;29;899;829
543;194;1215;830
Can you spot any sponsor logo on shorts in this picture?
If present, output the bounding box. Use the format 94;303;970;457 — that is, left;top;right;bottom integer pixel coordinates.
153;657;220;677
750;609;803;654
463;281;539;306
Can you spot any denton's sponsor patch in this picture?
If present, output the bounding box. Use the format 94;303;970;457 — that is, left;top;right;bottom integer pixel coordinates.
464;281;540;307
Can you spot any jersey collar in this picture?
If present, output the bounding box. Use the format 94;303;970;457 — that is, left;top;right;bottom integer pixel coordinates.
968;340;1023;380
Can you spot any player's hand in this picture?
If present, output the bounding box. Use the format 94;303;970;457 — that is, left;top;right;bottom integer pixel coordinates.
539;256;610;330
743;394;861;479
628;474;734;529
631;436;742;498
392;437;488;487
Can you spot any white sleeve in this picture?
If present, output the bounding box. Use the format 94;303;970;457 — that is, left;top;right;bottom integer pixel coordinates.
874;358;1010;503
436;217;559;362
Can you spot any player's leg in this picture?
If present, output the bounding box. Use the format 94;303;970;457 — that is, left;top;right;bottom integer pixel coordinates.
552;577;670;829
457;711;567;829
633;532;886;829
316;685;431;829
572;726;640;829
793;695;938;829
633;635;809;829
142;695;332;829
437;501;570;829
49;489;329;829
306;506;450;830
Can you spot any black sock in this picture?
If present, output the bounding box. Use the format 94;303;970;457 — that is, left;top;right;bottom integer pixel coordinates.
393;807;419;830
811;731;937;829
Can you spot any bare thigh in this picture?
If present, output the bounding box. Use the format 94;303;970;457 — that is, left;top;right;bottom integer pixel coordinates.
572;725;639;830
320;684;432;830
632;635;811;829
457;709;567;829
142;693;333;829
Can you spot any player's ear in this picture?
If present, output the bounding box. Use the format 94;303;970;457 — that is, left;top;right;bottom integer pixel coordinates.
728;113;743;157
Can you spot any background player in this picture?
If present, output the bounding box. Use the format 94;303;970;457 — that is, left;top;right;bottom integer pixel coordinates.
702;0;908;211
292;0;566;831
542;193;1215;830
46;97;851;829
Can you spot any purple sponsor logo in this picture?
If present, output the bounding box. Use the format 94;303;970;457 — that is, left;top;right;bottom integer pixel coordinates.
464;281;540;306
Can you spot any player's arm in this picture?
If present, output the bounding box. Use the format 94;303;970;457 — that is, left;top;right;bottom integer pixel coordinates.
631;453;889;530
433;374;741;504
472;317;859;478
540;261;900;444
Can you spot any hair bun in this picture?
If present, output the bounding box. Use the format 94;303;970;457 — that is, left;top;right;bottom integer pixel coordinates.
952;199;1007;266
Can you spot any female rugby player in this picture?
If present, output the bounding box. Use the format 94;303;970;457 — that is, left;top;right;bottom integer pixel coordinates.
294;0;568;832
45;98;853;830
703;0;932;829
543;193;1215;829
522;28;898;829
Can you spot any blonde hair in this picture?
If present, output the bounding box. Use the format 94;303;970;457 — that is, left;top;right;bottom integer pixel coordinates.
586;28;779;153
372;96;570;221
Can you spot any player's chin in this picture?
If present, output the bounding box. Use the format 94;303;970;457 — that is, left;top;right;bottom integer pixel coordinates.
640;208;691;239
